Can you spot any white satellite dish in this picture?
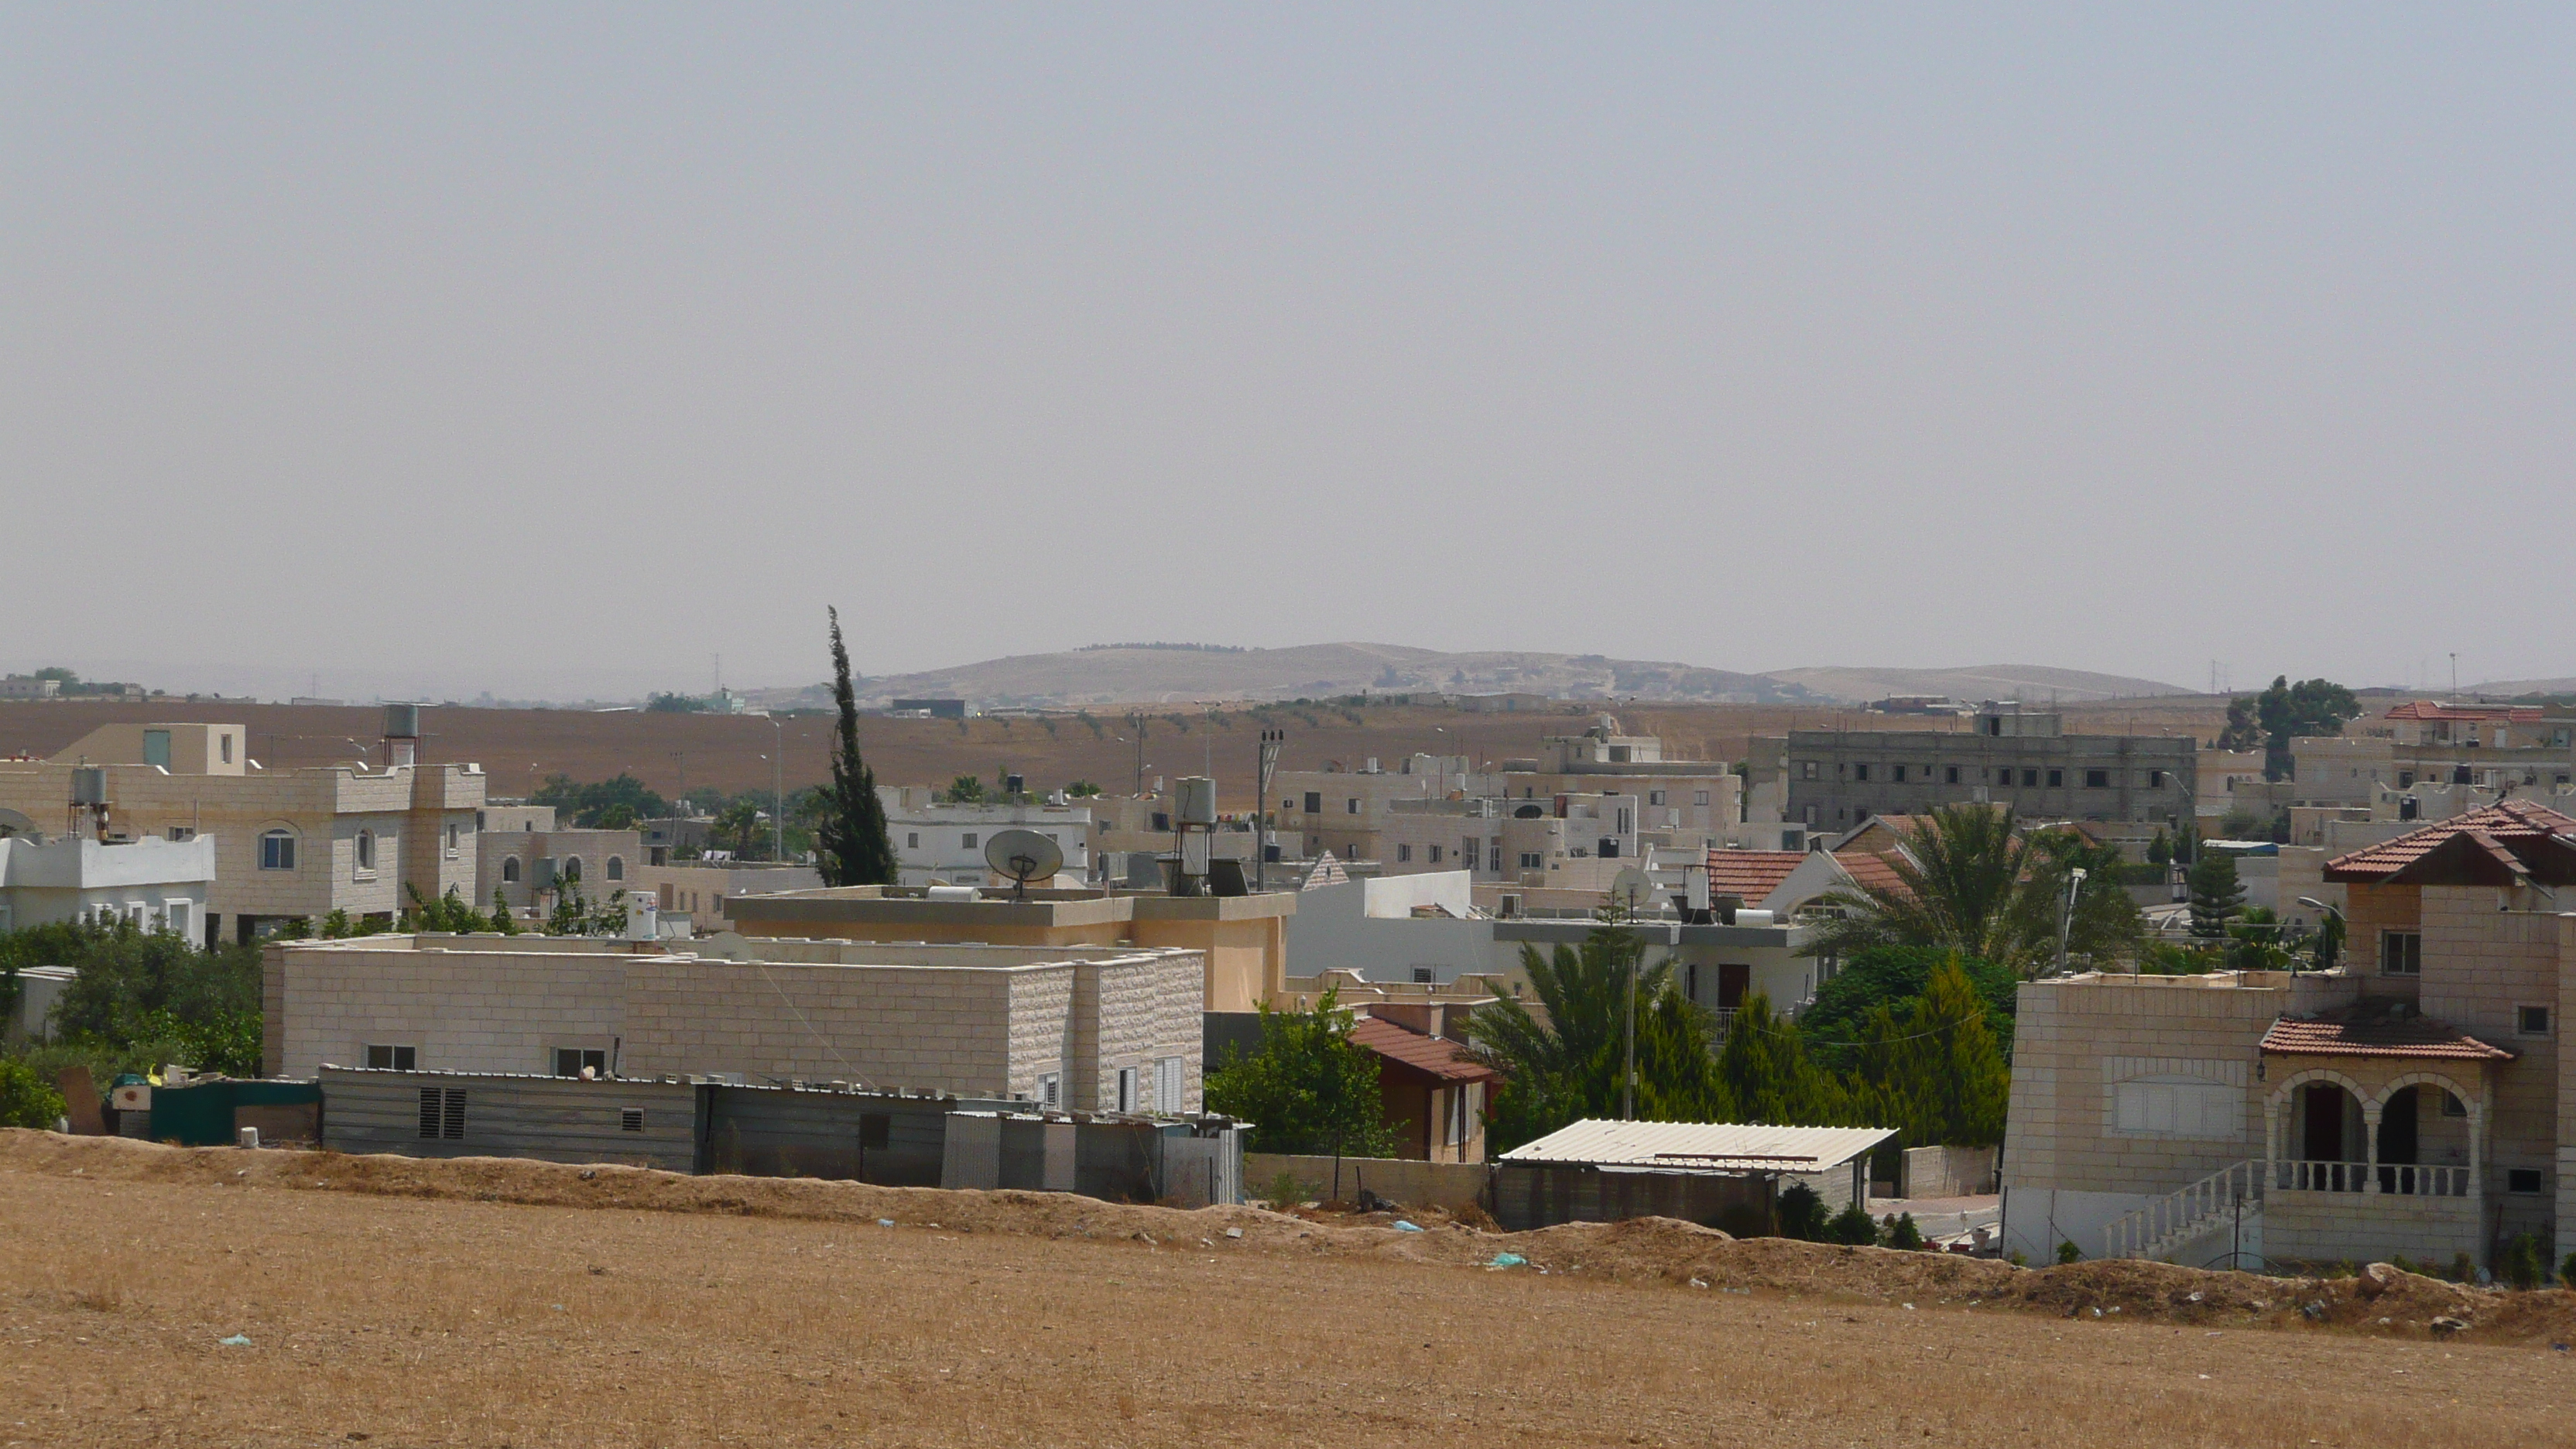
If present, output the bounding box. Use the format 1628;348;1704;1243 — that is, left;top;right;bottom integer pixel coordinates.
1608;866;1652;918
984;829;1065;900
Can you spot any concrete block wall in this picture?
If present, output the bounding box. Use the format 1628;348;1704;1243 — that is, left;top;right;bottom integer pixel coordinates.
1081;953;1204;1113
627;957;1036;1098
2419;887;2564;1247
270;944;628;1077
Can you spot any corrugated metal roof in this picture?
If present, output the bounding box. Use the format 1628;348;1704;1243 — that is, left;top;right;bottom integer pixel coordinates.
1499;1118;1895;1173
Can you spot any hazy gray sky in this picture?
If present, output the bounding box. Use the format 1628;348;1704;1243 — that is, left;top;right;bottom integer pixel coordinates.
8;5;2569;699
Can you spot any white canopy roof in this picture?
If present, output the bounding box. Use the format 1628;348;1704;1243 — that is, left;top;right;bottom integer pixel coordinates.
1499;1118;1896;1174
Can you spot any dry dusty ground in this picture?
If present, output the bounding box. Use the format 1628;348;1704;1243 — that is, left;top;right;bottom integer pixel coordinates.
4;1131;2571;1448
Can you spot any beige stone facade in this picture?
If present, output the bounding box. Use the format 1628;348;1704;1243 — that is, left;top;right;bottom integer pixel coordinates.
0;721;484;942
265;933;1202;1113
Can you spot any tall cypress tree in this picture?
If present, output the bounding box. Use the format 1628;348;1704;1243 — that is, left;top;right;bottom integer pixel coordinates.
816;608;898;887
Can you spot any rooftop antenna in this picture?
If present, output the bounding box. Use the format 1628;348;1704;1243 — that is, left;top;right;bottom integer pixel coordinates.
983;829;1064;902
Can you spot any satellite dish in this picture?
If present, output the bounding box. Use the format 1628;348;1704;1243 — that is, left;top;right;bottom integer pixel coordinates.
984;829;1065;900
1608;866;1652;917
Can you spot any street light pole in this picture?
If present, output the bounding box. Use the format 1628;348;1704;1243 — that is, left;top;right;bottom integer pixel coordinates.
767;715;785;862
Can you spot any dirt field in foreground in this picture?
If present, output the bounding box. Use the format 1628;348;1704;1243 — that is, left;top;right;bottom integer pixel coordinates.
4;1134;2571;1448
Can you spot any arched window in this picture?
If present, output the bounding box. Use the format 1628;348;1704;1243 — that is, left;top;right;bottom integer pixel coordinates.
502;857;521;884
563;856;584;885
355;829;376;872
605;855;625;882
259;828;298;872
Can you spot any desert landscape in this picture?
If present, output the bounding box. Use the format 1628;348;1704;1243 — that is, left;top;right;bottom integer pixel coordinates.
5;1132;2571;1449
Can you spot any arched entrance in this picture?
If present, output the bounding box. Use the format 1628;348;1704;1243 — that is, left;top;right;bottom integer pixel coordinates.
2287;1077;2365;1191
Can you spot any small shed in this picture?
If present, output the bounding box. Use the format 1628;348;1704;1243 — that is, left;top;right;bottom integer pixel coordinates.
1495;1118;1896;1234
702;1083;1014;1185
141;1078;323;1147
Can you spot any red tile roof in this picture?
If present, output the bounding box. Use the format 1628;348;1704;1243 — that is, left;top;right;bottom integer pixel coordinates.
1348;1015;1497;1083
2261;1012;2514;1063
2321;800;2576;884
2383;701;2543;722
1703;849;1810;901
1833;850;1909;896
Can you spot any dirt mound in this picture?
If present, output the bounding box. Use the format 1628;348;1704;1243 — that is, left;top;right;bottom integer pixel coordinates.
10;1130;2572;1347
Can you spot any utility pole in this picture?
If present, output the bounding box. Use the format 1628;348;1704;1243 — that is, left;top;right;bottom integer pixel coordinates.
1254;728;1283;892
1622;938;1639;1122
767;714;785;862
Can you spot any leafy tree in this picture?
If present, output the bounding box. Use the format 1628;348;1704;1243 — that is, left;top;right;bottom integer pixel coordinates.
1204;986;1396;1156
2146;829;2170;867
2215;695;2263;752
2310;908;2342;971
2502;1232;2546;1291
12;920;262;1076
531;773;669;828
2187;852;2245;938
402;884;488;933
1467;927;1728;1151
2021;827;2147;971
1846;961;2010;1148
815;608;898;887
1883;1212;1925;1250
1799;946;2018;1073
644;691;710;713
941;775;988;804
546;885;629;937
2255;676;2361;782
0;1060;67;1129
31;666;77;684
1713;994;1848;1129
488;889;521;934
1064;780;1102;798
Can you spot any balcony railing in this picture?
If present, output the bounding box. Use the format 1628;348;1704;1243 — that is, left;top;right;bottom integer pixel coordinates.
2272;1160;2470;1197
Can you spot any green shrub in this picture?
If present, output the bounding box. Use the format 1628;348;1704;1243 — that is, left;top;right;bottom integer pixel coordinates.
2502;1233;2545;1291
2056;1240;2081;1265
1826;1201;1878;1245
1884;1212;1925;1251
1775;1183;1828;1241
0;1059;67;1129
2560;1251;2576;1292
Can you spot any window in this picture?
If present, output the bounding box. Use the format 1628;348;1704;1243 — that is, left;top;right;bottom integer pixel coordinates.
1891;766;1906;784
355;829;376;874
1694;790;1709;807
2508;1168;2544;1194
1427;844;1442;863
1412;966;1436;984
2517;1005;2551;1036
1036;1073;1060;1109
2379;931;2422;976
1151;813;1170;831
143;729;171;769
1396;844;1412;862
1800;761;1819;779
1945;766;1960;785
2149;769;2167;789
1117;1066;1139;1113
502;856;521;883
1649;790;1667;806
167;826;195;841
2023;769;2040;788
961;833;977;851
1684;962;1699;1001
1155;1057;1184;1115
418;1088;465;1139
563;855;584;884
1346;798;1360;814
1852;763;1871;783
1463;840;1480;871
554;1047;608;1078
605;855;624;882
906;832;920;848
1518;852;1542;868
2110;1078;2242;1139
1303;792;1322;814
221;734;234;765
620;1107;646;1133
260;829;297;872
859;1113;892;1150
365;1044;417;1071
2047;769;2064;788
164;901;192;939
2085;769;2110;789
445;823;460;858
2441;1090;2467;1118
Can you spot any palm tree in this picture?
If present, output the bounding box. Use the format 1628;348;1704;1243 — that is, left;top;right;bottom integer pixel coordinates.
1810;805;2139;975
1466;925;1725;1150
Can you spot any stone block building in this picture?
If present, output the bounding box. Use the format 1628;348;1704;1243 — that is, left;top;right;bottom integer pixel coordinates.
2001;800;2574;1269
265;932;1204;1115
1774;702;2194;834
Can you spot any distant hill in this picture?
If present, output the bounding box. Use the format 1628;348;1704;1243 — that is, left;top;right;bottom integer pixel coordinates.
746;644;2188;711
2468;677;2576;700
1762;663;2190;705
